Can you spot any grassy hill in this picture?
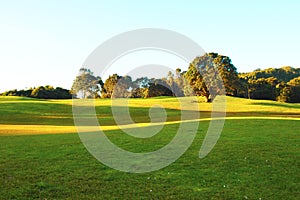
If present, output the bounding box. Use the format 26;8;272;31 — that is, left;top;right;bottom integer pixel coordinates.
0;96;299;199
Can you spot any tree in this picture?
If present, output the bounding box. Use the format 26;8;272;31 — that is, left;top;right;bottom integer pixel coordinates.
278;76;300;103
239;66;300;83
130;87;148;98
248;77;279;100
185;53;238;102
130;77;150;98
146;78;173;97
2;86;71;99
31;86;51;98
71;68;103;98
52;87;73;99
184;63;208;99
1;89;32;97
213;54;240;96
166;71;184;97
112;75;133;98
279;85;300;103
30;85;72;99
174;68;185;97
102;74;121;98
133;77;150;89
237;77;250;98
287;76;300;86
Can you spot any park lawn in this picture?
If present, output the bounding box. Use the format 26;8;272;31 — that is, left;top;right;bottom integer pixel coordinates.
0;96;299;199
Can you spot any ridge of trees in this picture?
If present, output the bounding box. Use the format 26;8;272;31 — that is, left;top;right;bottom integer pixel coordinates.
239;66;300;82
70;53;300;102
2;53;300;102
239;67;300;102
1;85;71;99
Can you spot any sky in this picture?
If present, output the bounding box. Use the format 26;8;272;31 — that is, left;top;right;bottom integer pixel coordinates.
0;0;300;92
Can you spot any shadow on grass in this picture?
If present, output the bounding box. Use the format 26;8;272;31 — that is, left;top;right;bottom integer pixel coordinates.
250;101;300;109
0;99;208;126
1;97;299;127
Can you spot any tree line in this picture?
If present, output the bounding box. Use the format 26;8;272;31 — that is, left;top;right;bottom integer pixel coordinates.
70;53;300;103
2;52;300;102
239;66;300;103
1;85;71;99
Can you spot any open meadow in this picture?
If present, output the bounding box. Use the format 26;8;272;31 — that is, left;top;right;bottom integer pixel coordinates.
0;96;299;199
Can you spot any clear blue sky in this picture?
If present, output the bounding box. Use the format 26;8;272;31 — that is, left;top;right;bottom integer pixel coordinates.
1;0;300;92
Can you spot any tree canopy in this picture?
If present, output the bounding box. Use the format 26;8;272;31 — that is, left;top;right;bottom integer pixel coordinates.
1;86;71;99
71;68;103;98
185;53;239;102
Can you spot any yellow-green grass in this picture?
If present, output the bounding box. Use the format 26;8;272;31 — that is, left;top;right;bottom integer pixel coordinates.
0;96;299;199
1;96;300;135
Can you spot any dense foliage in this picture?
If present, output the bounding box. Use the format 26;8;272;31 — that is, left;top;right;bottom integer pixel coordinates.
239;67;300;102
1;86;71;99
92;52;300;103
185;53;239;102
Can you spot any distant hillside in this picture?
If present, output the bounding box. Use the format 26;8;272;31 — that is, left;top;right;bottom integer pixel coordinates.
1;86;72;99
239;66;300;82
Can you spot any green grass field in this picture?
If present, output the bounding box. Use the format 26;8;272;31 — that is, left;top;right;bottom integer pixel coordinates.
0;96;299;199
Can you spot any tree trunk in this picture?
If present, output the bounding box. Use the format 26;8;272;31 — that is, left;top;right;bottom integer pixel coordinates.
204;95;212;103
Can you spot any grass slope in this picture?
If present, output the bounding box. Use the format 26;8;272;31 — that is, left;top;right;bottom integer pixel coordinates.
0;96;299;199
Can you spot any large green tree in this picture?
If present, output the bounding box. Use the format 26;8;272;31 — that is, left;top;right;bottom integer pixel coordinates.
185;53;240;102
184;63;208;98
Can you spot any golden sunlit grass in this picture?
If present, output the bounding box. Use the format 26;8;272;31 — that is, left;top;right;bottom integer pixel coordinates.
1;96;300;135
1;116;299;135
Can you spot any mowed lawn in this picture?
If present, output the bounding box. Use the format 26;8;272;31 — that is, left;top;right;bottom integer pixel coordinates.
0;96;299;199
